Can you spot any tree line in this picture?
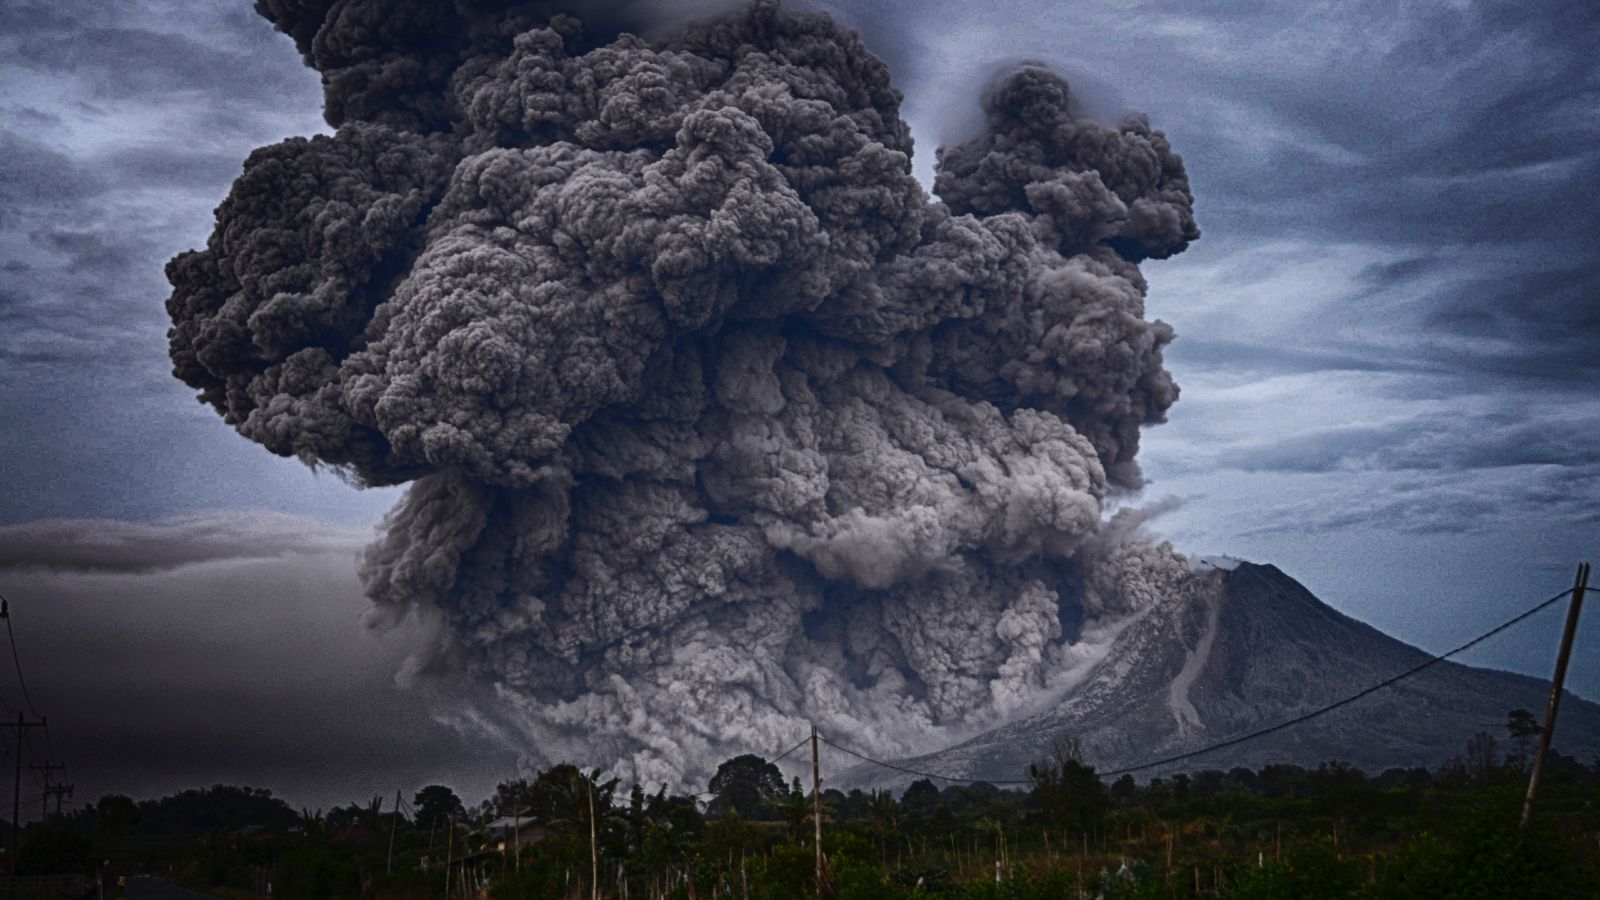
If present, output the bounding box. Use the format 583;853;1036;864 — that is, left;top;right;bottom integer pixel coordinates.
18;710;1600;898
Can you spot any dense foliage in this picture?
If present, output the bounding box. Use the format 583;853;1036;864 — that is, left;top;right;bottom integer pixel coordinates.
30;729;1600;898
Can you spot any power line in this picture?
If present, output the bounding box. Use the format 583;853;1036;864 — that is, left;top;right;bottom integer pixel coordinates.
817;733;1029;785
3;599;47;725
0;591;57;766
688;735;820;800
820;584;1578;785
23;731;46;768
1098;583;1577;776
0;594;19;716
769;736;811;765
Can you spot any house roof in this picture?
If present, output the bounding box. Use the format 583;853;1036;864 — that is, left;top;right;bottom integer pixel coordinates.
330;823;381;844
485;814;546;833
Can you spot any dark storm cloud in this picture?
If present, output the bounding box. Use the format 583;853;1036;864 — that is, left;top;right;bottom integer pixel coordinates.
165;0;1210;785
0;513;366;574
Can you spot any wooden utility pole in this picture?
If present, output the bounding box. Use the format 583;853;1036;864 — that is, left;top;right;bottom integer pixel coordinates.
30;763;64;819
587;777;599;900
443;816;454;899
3;711;46;881
1522;561;1589;827
811;724;824;896
386;790;400;874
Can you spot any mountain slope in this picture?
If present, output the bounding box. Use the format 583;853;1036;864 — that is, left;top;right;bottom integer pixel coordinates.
839;562;1599;788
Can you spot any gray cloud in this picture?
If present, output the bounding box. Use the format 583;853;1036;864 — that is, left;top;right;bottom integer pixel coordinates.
1214;406;1600;476
1;1;320;109
1232;463;1600;539
161;0;1208;786
0;512;368;574
0;521;514;808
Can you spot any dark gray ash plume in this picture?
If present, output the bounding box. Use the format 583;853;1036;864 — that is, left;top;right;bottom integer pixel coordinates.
166;0;1203;785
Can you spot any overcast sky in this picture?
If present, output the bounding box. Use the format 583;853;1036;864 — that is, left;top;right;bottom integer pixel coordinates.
0;0;1596;811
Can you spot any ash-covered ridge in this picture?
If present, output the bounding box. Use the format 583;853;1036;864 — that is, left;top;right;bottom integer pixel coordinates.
840;563;1600;787
166;0;1203;786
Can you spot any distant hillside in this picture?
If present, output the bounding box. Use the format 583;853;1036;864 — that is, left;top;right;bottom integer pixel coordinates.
840;562;1599;788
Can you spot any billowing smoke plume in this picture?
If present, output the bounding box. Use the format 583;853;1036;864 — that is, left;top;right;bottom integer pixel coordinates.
167;0;1202;785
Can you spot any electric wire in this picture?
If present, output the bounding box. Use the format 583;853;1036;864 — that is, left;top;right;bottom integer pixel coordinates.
0;587;62;804
818;584;1579;784
817;733;1030;784
1098;583;1577;776
768;736;811;765
0;591;20;716
4;617;40;720
690;735;818;800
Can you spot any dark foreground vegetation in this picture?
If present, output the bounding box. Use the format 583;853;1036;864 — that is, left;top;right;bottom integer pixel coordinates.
18;728;1600;899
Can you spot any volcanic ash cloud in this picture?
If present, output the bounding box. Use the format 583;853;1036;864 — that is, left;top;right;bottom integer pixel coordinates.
166;0;1203;785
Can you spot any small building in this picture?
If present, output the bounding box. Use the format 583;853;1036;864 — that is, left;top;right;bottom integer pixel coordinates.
484;813;558;851
330;822;381;845
447;848;500;896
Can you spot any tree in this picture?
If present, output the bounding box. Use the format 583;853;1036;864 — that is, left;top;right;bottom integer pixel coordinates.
95;794;139;840
1191;770;1228;799
1507;708;1540;771
326;795;385;831
492;777;535;818
1465;731;1500;782
1227;767;1258;792
412;785;465;830
707;754;786;820
298;807;328;843
1259;764;1309;798
1437;754;1470;788
1027;737;1108;833
633;786;702;887
866;789;897;832
625;783;648;856
525;764;617;828
901;779;940;817
20;824;95;875
779;777;810;844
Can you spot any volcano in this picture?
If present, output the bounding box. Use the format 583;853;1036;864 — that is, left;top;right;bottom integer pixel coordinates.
839;562;1600;786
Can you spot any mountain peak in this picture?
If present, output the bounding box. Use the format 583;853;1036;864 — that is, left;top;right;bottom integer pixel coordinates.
837;561;1600;789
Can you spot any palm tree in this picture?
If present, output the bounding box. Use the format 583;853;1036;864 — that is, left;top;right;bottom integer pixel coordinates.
297;807;327;843
867;789;897;832
779;777;810;844
638;787;701;893
358;794;384;830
